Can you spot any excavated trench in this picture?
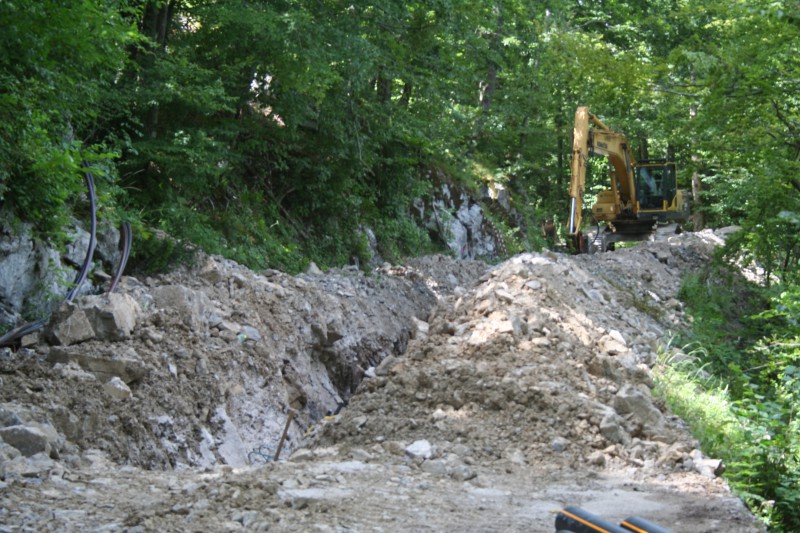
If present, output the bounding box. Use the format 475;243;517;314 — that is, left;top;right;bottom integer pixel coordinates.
0;254;488;471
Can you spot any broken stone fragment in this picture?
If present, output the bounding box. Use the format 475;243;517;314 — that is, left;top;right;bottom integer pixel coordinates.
411;317;429;339
82;293;140;341
613;384;665;435
44;293;140;345
239;325;261;342
288;448;315;462
151;285;211;329
587;450;607;467
2;452;57;479
599;410;631;445
45;301;95;346
421;458;448;475
495;289;514;303
47;346;147;384
687;449;725;478
656;441;692;468
551;436;569;452
405;439;433;460
305;262;323;275
217;320;241;333
586;354;623;382
600;332;628;355
0;405;23;428
525;280;542;291
199;257;226;284
450;463;477;481
375;355;398;376
102;376;132;400
0;422;60;459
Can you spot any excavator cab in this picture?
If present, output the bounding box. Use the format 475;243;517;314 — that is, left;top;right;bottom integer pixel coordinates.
634;159;688;222
635;160;677;213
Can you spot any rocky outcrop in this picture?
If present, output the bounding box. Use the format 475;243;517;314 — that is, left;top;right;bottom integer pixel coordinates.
414;176;515;260
0;215;122;328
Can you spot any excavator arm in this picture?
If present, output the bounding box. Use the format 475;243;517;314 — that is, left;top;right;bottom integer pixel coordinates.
568;107;637;251
568;107;590;251
567;106;688;253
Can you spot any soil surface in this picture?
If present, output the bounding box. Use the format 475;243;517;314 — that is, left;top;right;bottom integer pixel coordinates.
0;230;762;532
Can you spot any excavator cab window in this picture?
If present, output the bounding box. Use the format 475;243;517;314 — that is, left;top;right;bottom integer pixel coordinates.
636;161;676;210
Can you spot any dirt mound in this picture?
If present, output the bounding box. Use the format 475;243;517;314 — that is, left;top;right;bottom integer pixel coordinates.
0;231;762;532
315;233;718;471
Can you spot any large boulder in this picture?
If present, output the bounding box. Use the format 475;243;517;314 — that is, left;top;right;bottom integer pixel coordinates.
45;293;140;345
151;285;211;330
613;384;666;436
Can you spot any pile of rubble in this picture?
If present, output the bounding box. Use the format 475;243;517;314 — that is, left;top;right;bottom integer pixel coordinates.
315;234;719;476
0;230;762;531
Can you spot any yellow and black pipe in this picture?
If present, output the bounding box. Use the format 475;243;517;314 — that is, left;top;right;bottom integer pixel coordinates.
555;506;673;533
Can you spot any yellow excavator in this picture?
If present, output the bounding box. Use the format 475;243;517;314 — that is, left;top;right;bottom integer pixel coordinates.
567;106;689;253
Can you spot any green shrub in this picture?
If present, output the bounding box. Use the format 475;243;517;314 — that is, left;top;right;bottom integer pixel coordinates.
671;269;800;531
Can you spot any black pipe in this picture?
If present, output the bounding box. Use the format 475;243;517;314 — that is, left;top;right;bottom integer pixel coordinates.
108;220;132;294
555;506;629;533
620;516;674;533
66;163;97;301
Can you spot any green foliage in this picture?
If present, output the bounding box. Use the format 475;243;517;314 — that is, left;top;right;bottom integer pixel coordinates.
126;225;197;276
374;214;438;263
653;346;747;465
675;266;800;530
652;350;781;526
2;0;798;276
0;0;135;238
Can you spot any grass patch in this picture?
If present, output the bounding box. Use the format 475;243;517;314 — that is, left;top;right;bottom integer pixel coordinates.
653;347;746;463
666;265;800;531
652;347;781;527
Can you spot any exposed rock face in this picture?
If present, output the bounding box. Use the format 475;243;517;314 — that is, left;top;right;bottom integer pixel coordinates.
415;180;510;260
0;215;122;327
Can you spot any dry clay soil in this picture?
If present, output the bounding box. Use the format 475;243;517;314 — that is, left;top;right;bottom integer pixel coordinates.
0;231;762;532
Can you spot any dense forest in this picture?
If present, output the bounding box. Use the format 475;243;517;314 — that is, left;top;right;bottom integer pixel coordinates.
1;0;799;530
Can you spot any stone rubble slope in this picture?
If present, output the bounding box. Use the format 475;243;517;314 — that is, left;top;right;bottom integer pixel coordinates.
0;230;762;532
315;232;721;475
0;253;485;474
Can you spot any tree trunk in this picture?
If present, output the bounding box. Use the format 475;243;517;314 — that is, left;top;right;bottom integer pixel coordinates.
557;111;564;202
139;0;178;139
691;157;705;230
688;101;704;230
468;4;503;157
399;81;413;107
376;70;392;103
480;62;498;111
638;137;649;161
